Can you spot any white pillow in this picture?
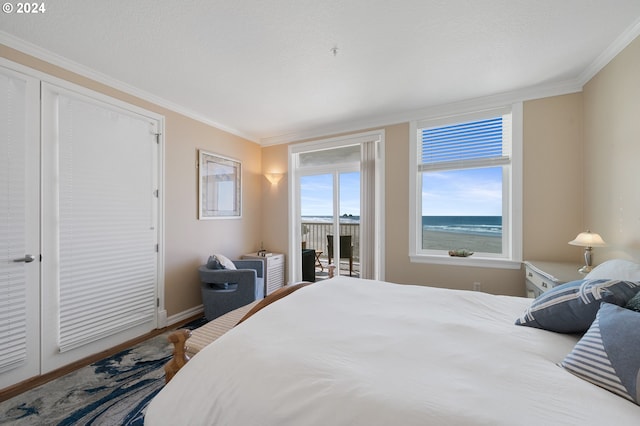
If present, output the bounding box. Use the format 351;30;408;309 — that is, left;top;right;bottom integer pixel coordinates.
585;259;640;281
213;253;236;270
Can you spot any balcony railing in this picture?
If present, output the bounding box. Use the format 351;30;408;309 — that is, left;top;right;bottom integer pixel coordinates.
301;221;360;275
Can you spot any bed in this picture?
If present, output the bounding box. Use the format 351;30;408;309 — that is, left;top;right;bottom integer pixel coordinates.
146;263;640;425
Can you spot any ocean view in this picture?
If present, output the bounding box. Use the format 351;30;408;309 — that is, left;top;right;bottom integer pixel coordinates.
422;216;502;237
302;215;361;224
301;215;502;254
422;216;502;253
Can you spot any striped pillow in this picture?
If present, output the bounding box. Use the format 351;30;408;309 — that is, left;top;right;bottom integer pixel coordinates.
560;303;640;405
515;279;640;333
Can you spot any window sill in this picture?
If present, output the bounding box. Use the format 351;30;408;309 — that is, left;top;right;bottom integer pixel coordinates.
409;254;522;270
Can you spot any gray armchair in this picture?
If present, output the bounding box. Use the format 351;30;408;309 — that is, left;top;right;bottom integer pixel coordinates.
199;258;265;321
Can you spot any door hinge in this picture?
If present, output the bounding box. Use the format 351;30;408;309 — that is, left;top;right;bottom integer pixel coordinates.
157;297;160;308
154;133;160;144
155;244;159;252
153;189;159;198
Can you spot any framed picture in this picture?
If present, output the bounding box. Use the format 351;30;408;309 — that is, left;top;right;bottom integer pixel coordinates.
198;150;241;219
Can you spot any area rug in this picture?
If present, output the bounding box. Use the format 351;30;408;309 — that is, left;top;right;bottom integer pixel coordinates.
0;320;206;426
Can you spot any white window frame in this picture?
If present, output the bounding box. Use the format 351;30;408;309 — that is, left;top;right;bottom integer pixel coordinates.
409;103;522;269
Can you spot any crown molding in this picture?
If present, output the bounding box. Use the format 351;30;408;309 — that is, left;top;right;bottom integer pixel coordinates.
577;16;640;85
0;31;259;143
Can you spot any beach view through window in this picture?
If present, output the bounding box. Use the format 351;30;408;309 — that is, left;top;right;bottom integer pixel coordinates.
419;114;507;254
422;166;503;254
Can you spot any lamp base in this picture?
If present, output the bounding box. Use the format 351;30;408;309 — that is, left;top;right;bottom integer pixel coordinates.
578;265;592;274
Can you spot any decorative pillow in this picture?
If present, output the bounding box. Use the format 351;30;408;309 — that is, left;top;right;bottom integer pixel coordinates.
213;253;236;270
585;259;640;281
515;279;640;333
626;292;640;312
206;255;225;270
560;303;640;405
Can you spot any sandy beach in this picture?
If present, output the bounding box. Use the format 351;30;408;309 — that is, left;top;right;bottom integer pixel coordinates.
422;230;502;254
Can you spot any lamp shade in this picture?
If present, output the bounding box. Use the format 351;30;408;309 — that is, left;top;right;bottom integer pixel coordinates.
568;231;607;247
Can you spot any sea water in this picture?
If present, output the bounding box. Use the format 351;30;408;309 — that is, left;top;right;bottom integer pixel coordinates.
422;216;502;237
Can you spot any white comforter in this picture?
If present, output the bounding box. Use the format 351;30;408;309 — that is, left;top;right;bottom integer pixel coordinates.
146;278;640;425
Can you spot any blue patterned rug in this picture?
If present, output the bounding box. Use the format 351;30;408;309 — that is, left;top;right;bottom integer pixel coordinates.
0;319;207;426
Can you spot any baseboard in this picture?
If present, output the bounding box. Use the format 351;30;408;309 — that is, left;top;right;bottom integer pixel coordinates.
167;305;204;327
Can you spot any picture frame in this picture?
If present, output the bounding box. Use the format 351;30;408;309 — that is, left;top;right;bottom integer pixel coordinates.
198;150;241;219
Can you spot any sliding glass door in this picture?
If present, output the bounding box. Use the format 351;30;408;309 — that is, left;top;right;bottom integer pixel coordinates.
289;130;384;283
300;171;360;280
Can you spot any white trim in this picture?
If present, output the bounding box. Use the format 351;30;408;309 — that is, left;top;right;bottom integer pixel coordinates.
577;16;640;86
167;305;204;327
408;255;522;270
409;102;523;267
0;31;259;143
1;57;164;124
156;119;167;328
510;102;524;263
289;130;385;154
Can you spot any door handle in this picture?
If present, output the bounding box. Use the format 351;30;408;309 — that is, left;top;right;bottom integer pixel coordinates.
13;254;36;263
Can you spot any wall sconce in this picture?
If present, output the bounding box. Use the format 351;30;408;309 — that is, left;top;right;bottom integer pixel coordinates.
264;172;284;185
568;230;607;273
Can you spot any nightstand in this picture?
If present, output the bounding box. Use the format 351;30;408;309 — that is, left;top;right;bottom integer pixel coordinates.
524;260;584;298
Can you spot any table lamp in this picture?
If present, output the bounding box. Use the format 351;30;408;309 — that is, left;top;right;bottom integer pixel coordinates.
568;230;607;273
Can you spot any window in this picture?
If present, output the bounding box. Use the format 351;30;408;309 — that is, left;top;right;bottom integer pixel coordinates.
409;105;522;268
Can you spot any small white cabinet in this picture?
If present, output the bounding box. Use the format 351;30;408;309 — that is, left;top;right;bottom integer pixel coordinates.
243;252;285;296
524;260;584;298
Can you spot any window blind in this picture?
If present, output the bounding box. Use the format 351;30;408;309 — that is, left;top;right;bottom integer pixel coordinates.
419;114;511;171
0;73;28;372
56;93;157;352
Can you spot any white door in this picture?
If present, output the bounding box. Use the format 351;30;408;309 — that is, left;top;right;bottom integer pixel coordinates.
40;83;160;372
0;67;41;389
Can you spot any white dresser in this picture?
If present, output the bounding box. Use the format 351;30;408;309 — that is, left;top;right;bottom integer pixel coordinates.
243;252;285;296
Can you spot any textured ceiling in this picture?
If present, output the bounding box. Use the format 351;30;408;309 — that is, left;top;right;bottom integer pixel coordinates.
1;0;640;144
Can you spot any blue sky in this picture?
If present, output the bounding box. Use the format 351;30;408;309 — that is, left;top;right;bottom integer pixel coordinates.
422;167;502;216
300;172;360;217
301;167;502;217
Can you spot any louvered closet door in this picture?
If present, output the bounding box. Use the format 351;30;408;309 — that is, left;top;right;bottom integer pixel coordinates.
40;83;159;372
0;67;40;389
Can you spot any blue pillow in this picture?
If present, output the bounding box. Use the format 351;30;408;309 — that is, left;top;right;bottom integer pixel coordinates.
515;279;640;333
560;303;640;405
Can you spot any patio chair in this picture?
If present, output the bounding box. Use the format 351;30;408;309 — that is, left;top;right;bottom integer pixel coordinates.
327;235;353;276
